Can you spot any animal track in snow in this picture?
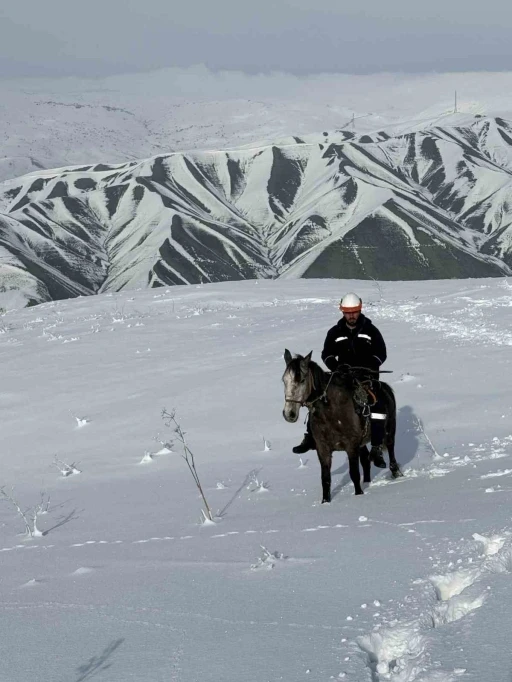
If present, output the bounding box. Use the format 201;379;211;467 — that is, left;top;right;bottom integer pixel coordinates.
352;531;512;681
429;567;482;601
484;485;512;494
432;592;487;627
376;296;512;347
357;619;429;680
302;523;348;533
480;468;512;478
472;532;507;556
385;435;512;485
1;528;290;556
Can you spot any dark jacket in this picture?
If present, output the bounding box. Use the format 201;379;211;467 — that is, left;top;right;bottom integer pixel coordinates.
321;314;387;373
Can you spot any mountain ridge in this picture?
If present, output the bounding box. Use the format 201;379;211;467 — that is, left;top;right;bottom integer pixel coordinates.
1;115;512;308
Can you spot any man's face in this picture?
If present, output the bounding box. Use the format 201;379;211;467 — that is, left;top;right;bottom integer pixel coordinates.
341;308;361;326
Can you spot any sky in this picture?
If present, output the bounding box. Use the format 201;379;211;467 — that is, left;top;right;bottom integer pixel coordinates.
2;0;512;79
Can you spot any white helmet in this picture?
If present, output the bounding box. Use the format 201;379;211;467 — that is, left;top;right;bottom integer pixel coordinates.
340;292;362;312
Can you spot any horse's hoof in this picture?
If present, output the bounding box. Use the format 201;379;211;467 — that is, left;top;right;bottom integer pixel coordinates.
391;466;403;479
355;489;364;495
373;456;386;469
321;498;331;504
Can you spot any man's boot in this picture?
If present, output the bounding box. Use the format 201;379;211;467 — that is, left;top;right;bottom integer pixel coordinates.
369;445;386;468
293;432;316;454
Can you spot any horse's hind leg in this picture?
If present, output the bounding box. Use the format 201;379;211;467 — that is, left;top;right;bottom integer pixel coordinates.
386;428;403;478
359;445;371;484
348;449;364;495
382;386;403;478
316;448;333;503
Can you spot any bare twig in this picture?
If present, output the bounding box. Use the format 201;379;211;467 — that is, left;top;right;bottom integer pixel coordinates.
413;416;442;460
0;486;33;536
38;491;51;513
0;487;49;537
161;409;213;521
53;456;82;477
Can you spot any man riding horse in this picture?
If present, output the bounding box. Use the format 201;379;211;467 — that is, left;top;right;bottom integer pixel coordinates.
293;292;388;468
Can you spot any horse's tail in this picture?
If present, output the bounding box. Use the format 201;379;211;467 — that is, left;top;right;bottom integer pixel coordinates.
380;381;396;438
380;381;396;407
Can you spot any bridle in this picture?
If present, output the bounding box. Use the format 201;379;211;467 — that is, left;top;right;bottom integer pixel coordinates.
284;367;335;409
284;367;314;407
284;363;391;411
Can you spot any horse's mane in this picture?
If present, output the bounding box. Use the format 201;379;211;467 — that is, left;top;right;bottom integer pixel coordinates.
288;355;390;399
309;359;356;393
287;356;354;395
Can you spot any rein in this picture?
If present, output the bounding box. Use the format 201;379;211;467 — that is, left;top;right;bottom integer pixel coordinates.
305;369;335;408
285;364;391;409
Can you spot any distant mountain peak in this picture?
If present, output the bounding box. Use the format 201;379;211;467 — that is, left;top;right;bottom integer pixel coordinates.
1;116;512;308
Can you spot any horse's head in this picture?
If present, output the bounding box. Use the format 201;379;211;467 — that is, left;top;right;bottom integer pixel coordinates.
282;349;314;422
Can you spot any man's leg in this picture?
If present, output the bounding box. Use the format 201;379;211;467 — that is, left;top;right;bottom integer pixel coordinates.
292;416;316;454
369;394;387;468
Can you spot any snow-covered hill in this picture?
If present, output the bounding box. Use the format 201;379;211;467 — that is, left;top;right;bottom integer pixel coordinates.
1;277;512;681
3;69;512;183
2;116;512;307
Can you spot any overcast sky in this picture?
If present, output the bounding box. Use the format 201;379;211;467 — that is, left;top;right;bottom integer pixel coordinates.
2;0;512;79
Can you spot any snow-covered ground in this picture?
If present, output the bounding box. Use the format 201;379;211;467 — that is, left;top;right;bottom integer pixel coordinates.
1;276;512;682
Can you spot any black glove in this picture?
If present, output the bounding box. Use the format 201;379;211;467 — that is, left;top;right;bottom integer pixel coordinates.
324;357;338;372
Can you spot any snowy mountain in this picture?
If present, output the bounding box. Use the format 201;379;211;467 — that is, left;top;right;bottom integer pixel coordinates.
2;116;512;307
3;69;512;186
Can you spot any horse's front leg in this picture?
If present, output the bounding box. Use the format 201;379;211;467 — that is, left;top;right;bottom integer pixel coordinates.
316;446;333;503
348;448;364;495
359;445;371;484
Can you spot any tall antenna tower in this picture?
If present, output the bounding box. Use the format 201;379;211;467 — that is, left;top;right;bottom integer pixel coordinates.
454;90;458;114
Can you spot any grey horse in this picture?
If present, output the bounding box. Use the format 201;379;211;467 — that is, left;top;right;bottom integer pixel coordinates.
282;349;402;502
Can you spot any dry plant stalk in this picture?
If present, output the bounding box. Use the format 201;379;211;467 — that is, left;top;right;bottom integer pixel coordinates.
161;408;213;521
414;416;442;460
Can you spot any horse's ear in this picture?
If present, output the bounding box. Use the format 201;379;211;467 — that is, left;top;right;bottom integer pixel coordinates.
284;348;293;365
300;351;313;375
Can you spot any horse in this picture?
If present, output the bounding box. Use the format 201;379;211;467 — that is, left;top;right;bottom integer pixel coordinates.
282;349;402;503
